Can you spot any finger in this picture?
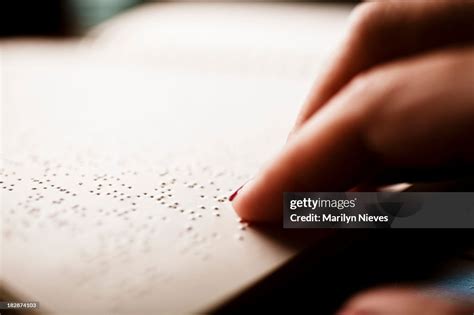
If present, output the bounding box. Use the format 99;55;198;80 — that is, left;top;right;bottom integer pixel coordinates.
290;0;474;136
232;47;474;221
338;286;473;315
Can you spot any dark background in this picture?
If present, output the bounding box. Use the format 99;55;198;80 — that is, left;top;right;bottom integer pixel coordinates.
212;229;473;314
1;1;359;37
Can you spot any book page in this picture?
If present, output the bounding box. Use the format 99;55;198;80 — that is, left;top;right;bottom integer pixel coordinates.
0;3;351;313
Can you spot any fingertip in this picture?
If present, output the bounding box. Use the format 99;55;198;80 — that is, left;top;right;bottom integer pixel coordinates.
230;178;281;222
230;179;257;221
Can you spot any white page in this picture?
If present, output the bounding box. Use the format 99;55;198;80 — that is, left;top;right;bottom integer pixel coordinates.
0;3;351;314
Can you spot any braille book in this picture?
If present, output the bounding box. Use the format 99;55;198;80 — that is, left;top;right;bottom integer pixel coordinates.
0;3;351;313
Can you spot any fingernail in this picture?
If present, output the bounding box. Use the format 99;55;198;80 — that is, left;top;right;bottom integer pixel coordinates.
229;177;255;202
229;184;245;201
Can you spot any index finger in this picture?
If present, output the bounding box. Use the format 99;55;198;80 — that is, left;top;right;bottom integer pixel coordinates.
232;81;375;221
232;47;474;222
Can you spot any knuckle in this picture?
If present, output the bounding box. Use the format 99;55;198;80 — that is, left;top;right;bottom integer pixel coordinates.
346;70;375;94
346;68;397;104
347;48;474;161
345;68;406;154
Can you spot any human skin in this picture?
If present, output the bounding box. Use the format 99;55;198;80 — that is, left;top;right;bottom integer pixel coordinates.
337;286;473;315
230;0;474;222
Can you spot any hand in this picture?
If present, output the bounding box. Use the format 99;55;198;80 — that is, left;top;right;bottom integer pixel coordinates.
338;286;473;315
231;0;474;221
